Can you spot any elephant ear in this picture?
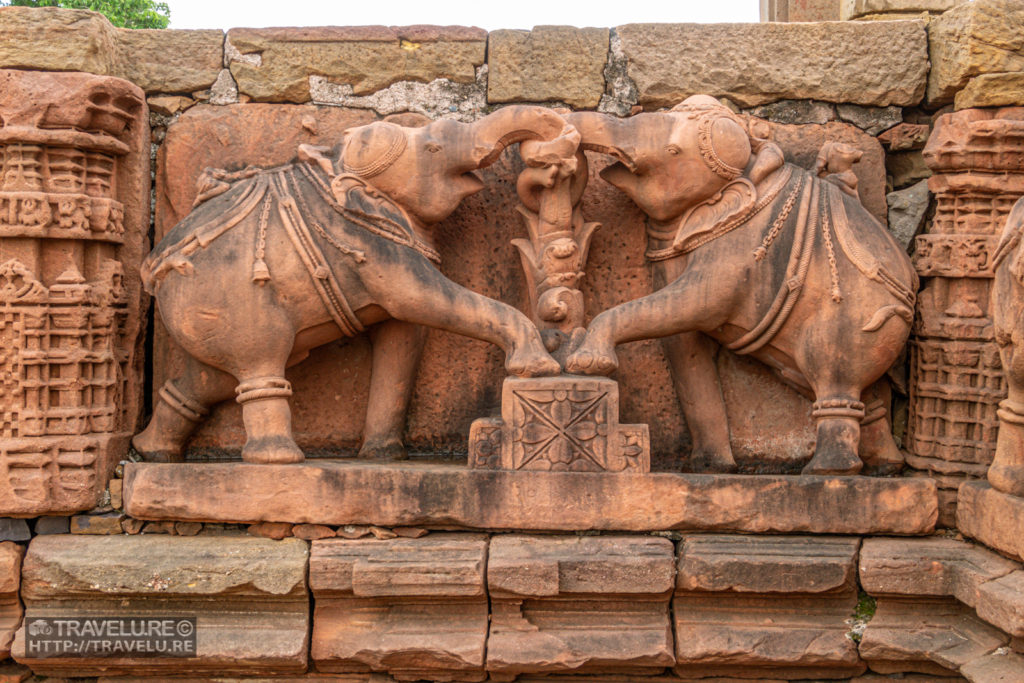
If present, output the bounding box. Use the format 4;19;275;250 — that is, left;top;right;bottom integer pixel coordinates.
672;178;757;254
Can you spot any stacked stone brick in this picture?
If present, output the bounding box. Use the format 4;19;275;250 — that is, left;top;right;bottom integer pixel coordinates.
907;108;1024;523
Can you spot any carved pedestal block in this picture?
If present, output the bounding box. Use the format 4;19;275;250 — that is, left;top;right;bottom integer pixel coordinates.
468;376;649;472
907;108;1024;517
12;536;308;676
672;535;865;679
0;70;149;516
310;534;488;681
0;542;23;661
486;535;675;677
958;480;1024;563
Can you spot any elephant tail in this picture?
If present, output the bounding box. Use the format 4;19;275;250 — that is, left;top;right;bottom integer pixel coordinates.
862;304;914;333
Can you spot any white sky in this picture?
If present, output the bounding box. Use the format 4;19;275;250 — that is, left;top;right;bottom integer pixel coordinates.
165;0;761;30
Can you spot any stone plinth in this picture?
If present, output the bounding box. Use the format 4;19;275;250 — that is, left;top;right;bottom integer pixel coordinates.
468;376;650;472
859;597;1008;676
486;535;675;676
124;460;938;534
310;534;488;681
12;535;309;676
0;542;23;661
672;535;865;679
958;480;1024;562
0;70;149;517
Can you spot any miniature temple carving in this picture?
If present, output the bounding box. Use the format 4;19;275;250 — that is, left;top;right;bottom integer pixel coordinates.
0;70;147;516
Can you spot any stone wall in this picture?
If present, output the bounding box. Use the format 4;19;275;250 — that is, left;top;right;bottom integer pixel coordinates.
2;1;1024;680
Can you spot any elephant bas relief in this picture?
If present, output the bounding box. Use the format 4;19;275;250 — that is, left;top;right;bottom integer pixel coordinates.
566;96;917;476
133;95;917;478
132;106;574;465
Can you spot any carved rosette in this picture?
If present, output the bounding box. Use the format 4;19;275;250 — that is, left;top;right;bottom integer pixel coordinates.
469;377;650;473
906;109;1024;491
0;70;147;516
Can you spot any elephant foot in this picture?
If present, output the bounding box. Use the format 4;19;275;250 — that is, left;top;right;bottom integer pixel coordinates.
130;430;185;464
565;336;619;376
803;449;863;476
989;462;1024;498
507;343;562;378
358;437;409;461
689;446;738;474
241;436;305;464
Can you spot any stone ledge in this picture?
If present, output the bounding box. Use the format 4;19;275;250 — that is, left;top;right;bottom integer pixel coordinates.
124;460;938;534
958;480;1024;563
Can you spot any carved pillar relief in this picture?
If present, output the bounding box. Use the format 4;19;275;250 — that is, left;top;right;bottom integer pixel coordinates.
907;108;1024;506
0;70;148;515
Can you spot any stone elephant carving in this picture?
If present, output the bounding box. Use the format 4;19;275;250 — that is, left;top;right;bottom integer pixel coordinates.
132;106;573;465
565;95;917;476
990;196;1024;497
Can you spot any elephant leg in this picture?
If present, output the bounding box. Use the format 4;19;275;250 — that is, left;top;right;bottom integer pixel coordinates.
858;380;904;475
566;273;716;376
662;332;736;473
802;393;865;476
990;397;1024;497
131;357;237;463
371;264;560;378
358;319;427;460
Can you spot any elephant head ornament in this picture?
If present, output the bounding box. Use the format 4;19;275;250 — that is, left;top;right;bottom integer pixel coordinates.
566;95;918;476
132;107;578;465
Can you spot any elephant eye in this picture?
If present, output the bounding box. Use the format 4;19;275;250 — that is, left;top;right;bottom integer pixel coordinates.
425;142;442;153
666;145;681;156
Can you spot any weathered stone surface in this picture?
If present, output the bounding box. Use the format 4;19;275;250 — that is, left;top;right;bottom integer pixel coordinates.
147;95;196;116
487;535;674;675
617;21;928;109
31;517;68;535
248;522;294;540
0;70;149;517
887;179;930;250
859;537;1019;608
227;26;486;103
887;149;931;188
673;535;863;679
114;29;223;93
956;72;1024;110
743;100;836;126
0;521;29;543
976;571;1024;638
124;461;938;533
960;649;1024;682
678;535;859;594
311;534;487;679
0;7;117;75
859;597;1008;675
928;0;1024;106
12;535;309;675
487;26;608;108
762;0;842;21
292;523;335;540
0;663;29;683
959;481;1024;562
836;103;902;136
842;0;967;20
878;122;931;151
69;513;124;535
0;543;23;661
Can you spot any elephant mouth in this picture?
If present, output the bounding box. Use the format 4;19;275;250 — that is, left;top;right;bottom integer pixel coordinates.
459;170;485;195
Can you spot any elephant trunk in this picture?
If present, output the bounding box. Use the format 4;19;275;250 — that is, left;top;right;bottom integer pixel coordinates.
466;105;576;169
565;111;639;171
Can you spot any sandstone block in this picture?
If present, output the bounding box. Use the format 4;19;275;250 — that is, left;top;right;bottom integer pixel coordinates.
487;535;675;675
976;571;1024;638
956;72;1024;110
310;534;488;680
960;649;1024;681
124;461;939;534
859;537;1020;608
835;103;902;136
115;29;223;94
887;150;931;189
0;543;23;661
69;513;124;535
0;663;29;683
958;480;1024;562
743;100;836;126
859;597;1008;675
928;0;1024;106
886;179;930;250
31;517;68;535
673;535;863;679
487;26;608;108
227;26;486;103
12;535;309;676
0;521;29;543
0;7;117;75
878;122;931;151
617;20;928;109
762;0;842;21
842;0;967;20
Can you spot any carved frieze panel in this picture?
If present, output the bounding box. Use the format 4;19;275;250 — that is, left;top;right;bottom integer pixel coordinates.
0;69;148;516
